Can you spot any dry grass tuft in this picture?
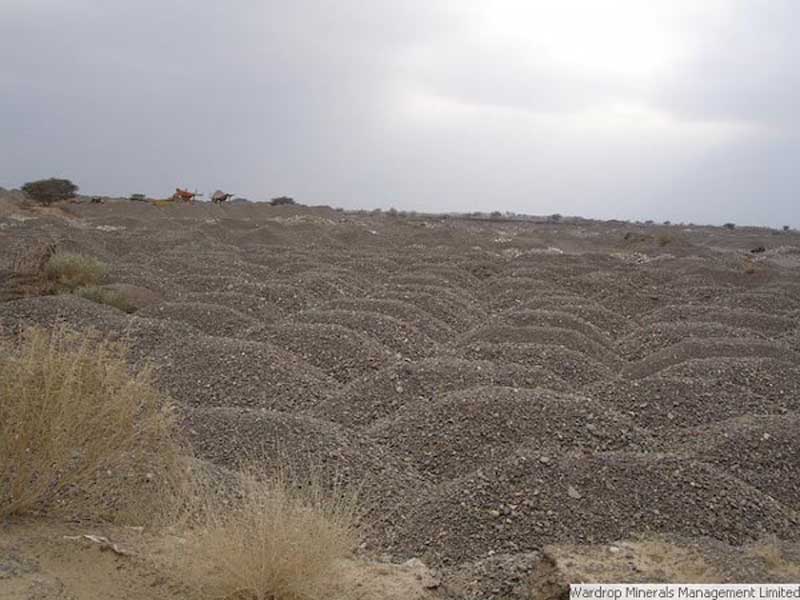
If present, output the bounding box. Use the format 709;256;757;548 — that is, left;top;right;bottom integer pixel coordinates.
1;326;361;597
46;252;107;291
181;466;359;600
0;327;187;524
74;285;136;313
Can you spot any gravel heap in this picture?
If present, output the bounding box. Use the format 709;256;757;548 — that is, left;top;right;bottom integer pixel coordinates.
667;414;800;510
659;357;800;401
293;309;438;359
136;301;259;337
391;451;798;565
310;358;569;429
322;297;454;342
377;285;488;331
176;291;285;323
640;304;795;336
246;322;395;383
517;296;636;336
149;333;338;412
456;325;622;368
582;376;779;429
370;386;651;481
183;405;432;523
3;202;799;590
499;309;615;348
460;342;614;387
621;338;798;379
615;322;766;361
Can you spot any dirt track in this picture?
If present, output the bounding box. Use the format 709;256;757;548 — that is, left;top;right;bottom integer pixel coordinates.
2;197;800;596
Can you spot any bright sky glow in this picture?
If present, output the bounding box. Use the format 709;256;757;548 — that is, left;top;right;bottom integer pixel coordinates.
478;1;687;81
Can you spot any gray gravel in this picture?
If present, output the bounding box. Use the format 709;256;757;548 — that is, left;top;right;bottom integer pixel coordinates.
3;198;800;589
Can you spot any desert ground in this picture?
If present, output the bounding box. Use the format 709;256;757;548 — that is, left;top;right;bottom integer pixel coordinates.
2;192;800;598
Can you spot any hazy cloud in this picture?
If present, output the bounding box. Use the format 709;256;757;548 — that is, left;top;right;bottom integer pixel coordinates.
1;1;797;225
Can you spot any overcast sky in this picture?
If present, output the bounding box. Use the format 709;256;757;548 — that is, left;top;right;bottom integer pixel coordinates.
1;1;797;226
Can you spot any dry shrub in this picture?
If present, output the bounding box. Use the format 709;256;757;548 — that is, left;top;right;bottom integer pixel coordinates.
182;466;359;600
4;241;57;299
0;327;186;523
74;285;136;313
46;252;107;291
655;233;673;246
13;241;56;278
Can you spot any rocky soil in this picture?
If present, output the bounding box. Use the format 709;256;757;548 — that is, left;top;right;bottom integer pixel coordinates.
2;194;799;597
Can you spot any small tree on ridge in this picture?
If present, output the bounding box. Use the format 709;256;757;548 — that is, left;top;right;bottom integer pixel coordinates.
22;177;78;205
22;178;79;205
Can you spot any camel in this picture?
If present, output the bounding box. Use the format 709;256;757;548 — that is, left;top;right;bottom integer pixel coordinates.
211;190;234;204
172;188;198;202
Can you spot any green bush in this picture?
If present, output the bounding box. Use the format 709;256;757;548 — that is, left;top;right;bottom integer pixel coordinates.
46;253;107;291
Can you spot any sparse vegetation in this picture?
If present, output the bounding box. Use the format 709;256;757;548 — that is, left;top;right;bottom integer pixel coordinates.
656;232;673;247
270;196;296;206
0;327;185;522
3;202;800;596
723;222;736;230
0;323;363;598
784;225;791;232
182;467;359;600
623;231;650;243
129;193;147;202
7;241;57;299
21;178;79;205
46;252;107;291
74;285;136;313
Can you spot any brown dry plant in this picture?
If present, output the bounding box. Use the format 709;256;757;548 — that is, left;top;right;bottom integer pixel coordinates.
655;232;673;247
0;327;187;524
5;241;57;299
181;466;360;600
